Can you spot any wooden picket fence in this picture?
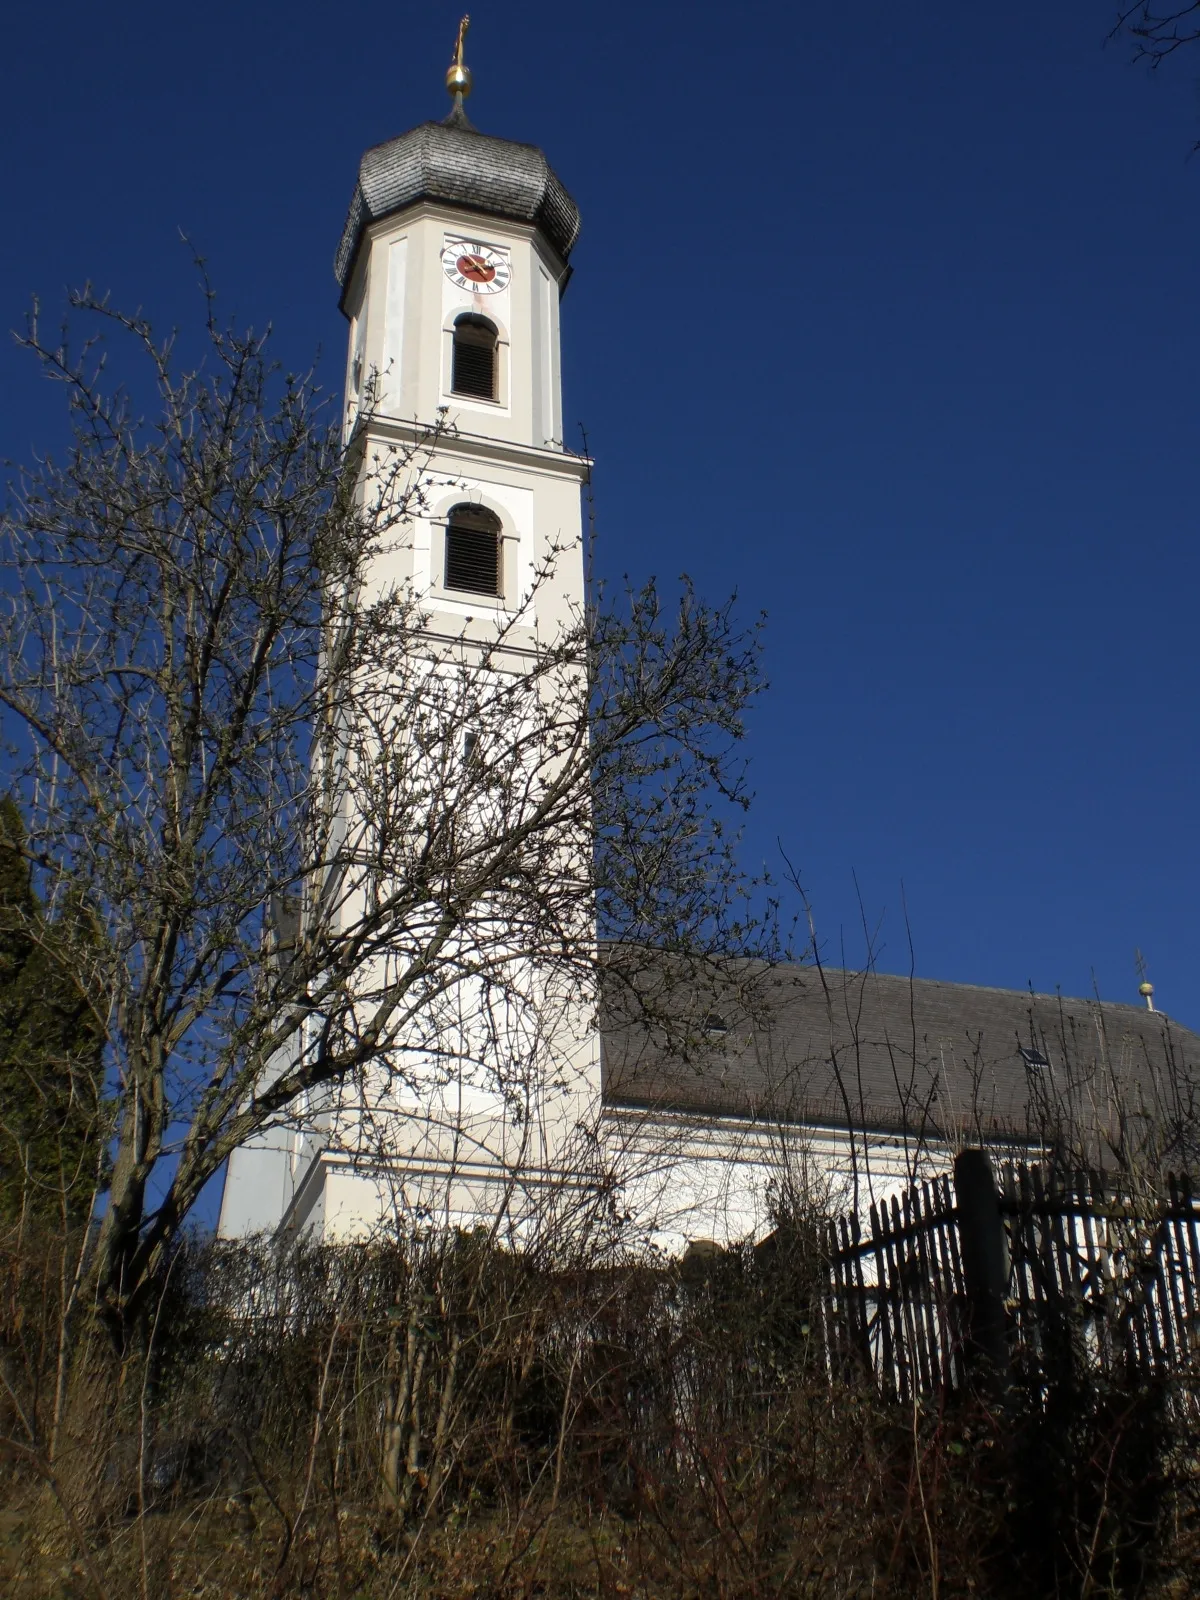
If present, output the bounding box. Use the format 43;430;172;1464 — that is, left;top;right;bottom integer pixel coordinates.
1002;1166;1200;1379
825;1174;965;1400
823;1157;1200;1403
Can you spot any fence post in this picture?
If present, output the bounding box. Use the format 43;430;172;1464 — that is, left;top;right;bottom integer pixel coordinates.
953;1147;1011;1391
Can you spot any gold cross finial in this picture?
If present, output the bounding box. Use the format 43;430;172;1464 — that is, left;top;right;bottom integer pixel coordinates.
447;16;472;100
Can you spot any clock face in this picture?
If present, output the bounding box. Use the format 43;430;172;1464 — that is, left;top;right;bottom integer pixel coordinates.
441;239;511;294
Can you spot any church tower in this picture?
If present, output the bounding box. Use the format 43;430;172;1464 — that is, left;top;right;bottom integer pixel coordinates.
219;25;601;1240
338;26;579;471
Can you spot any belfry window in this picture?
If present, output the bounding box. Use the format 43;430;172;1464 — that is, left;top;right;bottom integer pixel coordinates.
451;314;498;400
444;503;502;596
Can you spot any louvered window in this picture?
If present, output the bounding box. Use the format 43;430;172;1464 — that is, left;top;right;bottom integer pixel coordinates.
445;504;501;596
451;315;497;400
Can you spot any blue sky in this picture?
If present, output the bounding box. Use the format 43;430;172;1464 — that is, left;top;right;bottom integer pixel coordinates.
2;1;1198;1022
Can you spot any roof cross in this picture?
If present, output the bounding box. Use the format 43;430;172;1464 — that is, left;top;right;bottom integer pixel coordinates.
446;16;472;103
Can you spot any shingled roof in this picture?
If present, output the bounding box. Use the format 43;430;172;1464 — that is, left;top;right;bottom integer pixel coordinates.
335;113;581;298
601;962;1200;1155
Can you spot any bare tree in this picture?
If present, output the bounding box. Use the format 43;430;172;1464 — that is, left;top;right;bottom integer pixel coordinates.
1112;2;1200;65
0;281;773;1349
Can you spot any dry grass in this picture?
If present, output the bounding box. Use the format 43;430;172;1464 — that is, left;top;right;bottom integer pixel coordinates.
3;1224;1198;1599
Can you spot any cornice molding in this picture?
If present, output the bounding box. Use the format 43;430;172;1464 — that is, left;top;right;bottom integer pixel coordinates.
279;1146;604;1237
364;414;591;483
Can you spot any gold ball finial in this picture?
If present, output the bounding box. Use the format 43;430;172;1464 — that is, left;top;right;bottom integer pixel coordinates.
447;15;472;100
1139;980;1154;998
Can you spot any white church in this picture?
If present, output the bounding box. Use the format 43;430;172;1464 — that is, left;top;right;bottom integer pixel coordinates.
218;33;1199;1251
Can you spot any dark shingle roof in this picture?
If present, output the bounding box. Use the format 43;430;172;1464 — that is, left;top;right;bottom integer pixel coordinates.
601;963;1200;1153
335;115;581;295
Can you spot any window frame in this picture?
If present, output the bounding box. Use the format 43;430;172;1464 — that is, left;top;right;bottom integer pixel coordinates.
441;502;505;600
450;314;499;403
443;310;509;412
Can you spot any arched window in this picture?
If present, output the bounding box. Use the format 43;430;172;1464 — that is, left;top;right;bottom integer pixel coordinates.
451;314;498;400
444;503;502;596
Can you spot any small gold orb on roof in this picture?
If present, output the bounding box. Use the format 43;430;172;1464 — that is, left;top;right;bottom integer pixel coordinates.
1139;981;1154;997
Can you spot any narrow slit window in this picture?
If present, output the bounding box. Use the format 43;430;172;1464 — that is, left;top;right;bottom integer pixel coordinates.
451;315;497;400
445;504;501;596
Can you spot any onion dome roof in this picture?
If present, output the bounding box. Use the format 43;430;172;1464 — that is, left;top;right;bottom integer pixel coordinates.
335;108;581;296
